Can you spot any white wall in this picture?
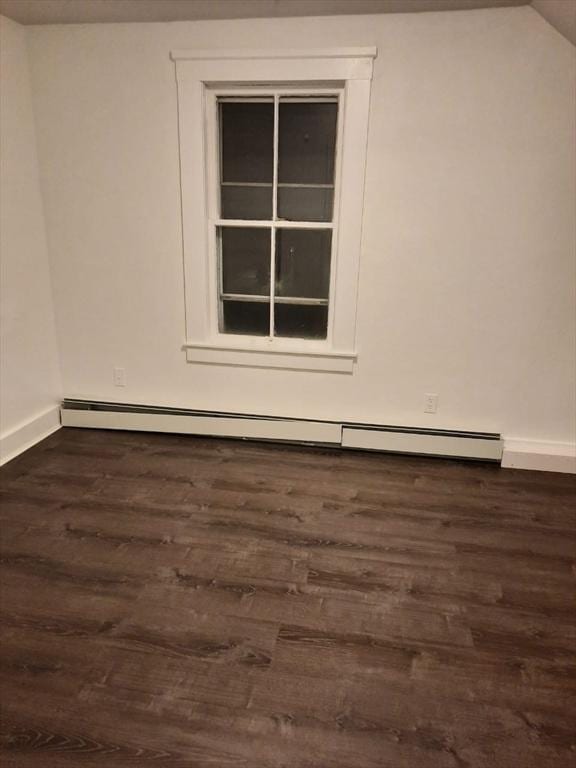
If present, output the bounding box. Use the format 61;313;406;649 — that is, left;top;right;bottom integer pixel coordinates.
0;16;61;463
26;7;576;451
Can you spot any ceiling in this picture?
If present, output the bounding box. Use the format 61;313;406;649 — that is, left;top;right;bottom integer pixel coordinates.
0;0;529;24
0;0;573;44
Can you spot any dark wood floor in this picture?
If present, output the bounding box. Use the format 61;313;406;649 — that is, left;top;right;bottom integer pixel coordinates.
0;428;575;767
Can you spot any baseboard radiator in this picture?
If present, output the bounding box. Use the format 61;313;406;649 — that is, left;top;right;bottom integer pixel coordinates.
60;400;502;462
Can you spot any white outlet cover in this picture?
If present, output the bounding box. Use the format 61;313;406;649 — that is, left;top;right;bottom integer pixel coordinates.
113;367;126;387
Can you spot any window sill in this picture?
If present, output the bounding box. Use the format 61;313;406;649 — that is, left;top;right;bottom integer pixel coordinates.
183;342;356;373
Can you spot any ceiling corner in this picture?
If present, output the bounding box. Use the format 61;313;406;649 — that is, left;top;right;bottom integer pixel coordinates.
531;0;576;46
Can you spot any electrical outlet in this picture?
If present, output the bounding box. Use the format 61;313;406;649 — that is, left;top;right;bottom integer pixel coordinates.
424;393;438;414
113;367;126;387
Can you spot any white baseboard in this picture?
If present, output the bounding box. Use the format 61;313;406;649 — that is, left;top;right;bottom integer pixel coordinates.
502;439;576;474
60;407;341;444
342;426;502;461
60;401;502;462
0;406;576;474
0;405;61;466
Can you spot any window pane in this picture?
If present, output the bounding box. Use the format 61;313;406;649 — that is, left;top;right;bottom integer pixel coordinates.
275;305;328;339
221;227;271;296
222;300;270;336
221;185;272;220
220;101;274;182
275;229;331;299
277;186;334;222
220;100;274;219
278;101;338;185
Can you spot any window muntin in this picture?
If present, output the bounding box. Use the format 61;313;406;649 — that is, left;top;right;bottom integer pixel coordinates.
216;93;340;341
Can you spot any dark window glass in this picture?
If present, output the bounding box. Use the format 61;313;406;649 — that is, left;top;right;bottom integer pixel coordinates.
275;305;328;339
221;228;271;296
278;101;338;185
275;229;331;299
222;300;270;336
277;187;334;223
220;101;274;183
221;186;272;220
220;101;273;219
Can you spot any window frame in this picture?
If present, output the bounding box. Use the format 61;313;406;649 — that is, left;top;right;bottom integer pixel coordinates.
172;47;377;373
211;88;342;344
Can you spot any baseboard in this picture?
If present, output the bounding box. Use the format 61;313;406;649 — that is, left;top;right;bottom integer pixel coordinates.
61;407;341;444
3;402;572;474
342;426;502;461
60;399;503;463
0;405;61;466
502;439;576;474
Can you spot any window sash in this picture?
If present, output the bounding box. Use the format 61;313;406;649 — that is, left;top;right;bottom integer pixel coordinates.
210;88;344;344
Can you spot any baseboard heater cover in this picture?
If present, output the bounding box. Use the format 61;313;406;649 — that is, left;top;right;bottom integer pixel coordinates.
341;426;502;461
61;401;341;445
61;400;502;462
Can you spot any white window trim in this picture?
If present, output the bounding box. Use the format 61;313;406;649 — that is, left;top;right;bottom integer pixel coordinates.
172;47;377;373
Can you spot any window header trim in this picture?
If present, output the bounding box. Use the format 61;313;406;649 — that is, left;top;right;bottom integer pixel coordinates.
170;47;377;62
172;47;377;83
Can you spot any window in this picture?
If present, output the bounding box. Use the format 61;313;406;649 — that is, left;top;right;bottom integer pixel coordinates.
173;48;376;372
217;93;339;341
